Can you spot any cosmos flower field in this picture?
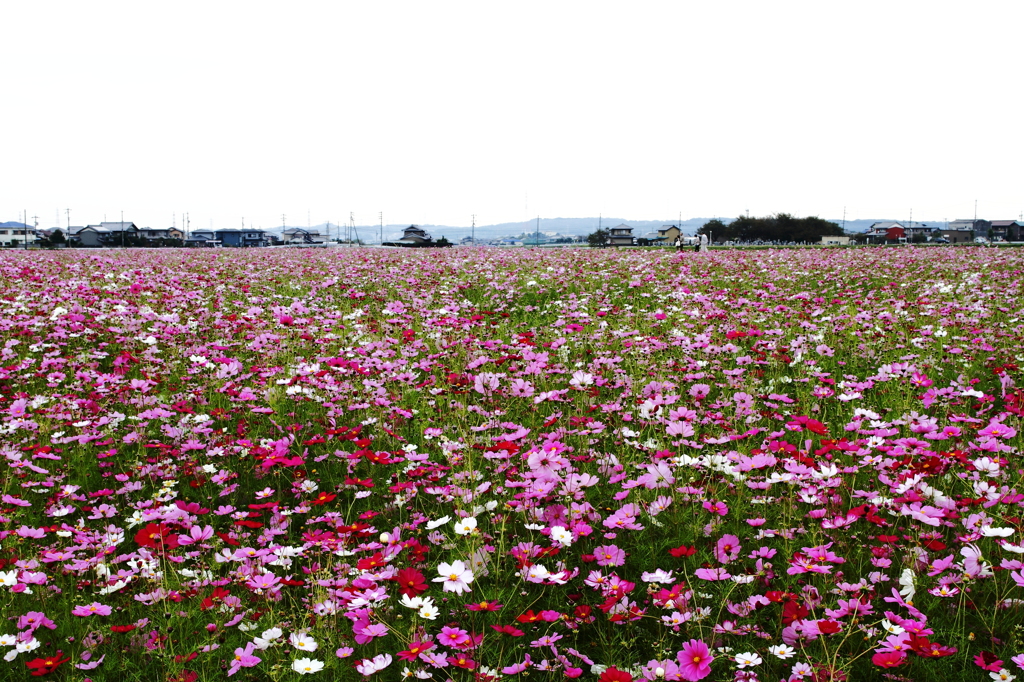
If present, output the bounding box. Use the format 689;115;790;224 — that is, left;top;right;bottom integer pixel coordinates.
2;246;1023;682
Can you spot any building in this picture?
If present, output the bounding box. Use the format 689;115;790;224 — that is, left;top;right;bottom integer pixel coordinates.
608;224;635;247
990;220;1023;241
137;227;184;241
936;229;972;244
658;225;682;245
948;219;991;235
215;229;270;247
282;228;325;244
865;222;905;243
69;225;111;247
0;223;34;246
819;235;851;245
184;230;220;247
384;225;435;247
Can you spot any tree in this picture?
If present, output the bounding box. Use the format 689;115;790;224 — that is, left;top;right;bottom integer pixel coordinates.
697;219;729;242
435;236;452;248
587;228;609;247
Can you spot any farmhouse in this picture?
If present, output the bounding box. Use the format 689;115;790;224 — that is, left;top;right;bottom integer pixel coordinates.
607;224;635;247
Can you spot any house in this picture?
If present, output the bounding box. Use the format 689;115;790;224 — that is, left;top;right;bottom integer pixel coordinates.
137;227;184;242
865;222;905;243
70;225;111;247
658;225;682;245
282;228;326;245
819;236;851;245
990;220;1023;241
637;232;662;246
902;221;936;240
215;229;269;247
184;230;221;247
0;222;35;246
384;225;435;247
608;224;635;247
948;219;991;235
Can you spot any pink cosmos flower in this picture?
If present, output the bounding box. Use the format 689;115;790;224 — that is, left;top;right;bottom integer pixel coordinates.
228;643;261;676
676;639;713;681
593;544;626;567
694;567;731;581
71;602;112;617
714;535;741;564
437;626;470;647
502;654;532;674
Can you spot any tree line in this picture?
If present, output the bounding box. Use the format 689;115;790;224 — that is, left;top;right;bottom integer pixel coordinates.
698;214;844;243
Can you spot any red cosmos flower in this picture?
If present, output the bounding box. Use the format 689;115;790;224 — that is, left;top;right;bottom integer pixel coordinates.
598;667;634;682
200;586;230;610
668;545;697;557
309;492;336;505
448;655;477;669
466;600;503;612
134;523;179;550
781;600;809;625
871;651;906;668
25;652;70;676
357;553;387;571
909;635;957;658
817;620;842;635
393;567;428;597
110;624;138;633
397;640;435;661
490;625;525;636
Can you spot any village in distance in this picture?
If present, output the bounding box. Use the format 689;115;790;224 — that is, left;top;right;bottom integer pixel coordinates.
1;214;1021;250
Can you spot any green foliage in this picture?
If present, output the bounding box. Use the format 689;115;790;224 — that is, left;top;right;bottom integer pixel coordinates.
587;228;609;247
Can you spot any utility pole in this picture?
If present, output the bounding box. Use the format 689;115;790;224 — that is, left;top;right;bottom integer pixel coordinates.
379;212;383;245
66;208;70;231
23;210;27;250
121;210;125;249
535;216;540;247
471;214;475;244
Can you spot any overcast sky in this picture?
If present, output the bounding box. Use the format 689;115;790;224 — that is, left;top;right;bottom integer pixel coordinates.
3;1;1022;231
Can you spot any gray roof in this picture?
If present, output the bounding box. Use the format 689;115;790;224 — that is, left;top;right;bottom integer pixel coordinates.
99;221;137;232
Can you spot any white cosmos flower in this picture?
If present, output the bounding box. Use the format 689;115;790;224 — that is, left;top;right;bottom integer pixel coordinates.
550;526;573;547
289;633;318;652
453;517;478;535
292;658;324;674
898;568;916;600
981;526;1014;538
768;644;795;659
426;516;450;530
734;652;762;668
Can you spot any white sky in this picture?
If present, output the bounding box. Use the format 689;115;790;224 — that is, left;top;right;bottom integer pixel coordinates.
3;1;1022;231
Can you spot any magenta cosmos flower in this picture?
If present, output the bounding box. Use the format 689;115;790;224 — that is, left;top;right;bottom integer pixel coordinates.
677;639;713;681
